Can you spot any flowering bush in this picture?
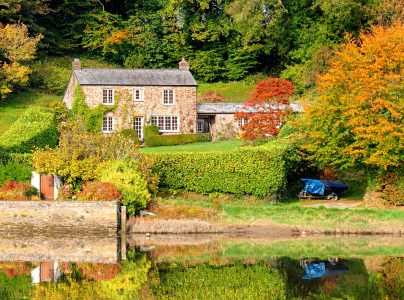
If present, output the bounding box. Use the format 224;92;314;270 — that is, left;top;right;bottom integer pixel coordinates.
76;181;122;201
59;183;75;200
0;181;32;200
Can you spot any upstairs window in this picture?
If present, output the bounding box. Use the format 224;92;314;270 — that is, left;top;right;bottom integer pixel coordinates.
150;115;179;132
102;116;114;133
133;89;144;102
163;89;174;105
103;89;114;105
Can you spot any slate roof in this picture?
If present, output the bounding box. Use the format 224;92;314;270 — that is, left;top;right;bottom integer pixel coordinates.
74;68;197;86
196;102;303;114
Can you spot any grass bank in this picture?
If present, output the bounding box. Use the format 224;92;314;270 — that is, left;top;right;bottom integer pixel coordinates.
198;82;253;103
135;195;404;234
0;91;59;135
140;140;243;153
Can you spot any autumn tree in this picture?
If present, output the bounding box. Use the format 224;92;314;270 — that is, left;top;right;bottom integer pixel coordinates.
0;23;42;99
235;78;295;140
299;22;404;171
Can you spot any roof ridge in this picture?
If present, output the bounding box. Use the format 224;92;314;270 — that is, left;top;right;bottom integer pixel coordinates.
76;68;189;72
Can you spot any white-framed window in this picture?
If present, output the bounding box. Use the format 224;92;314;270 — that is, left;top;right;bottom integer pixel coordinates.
133;117;144;140
133;88;144;102
102;116;114;133
238;118;249;128
102;89;114;105
163;89;175;105
150;115;179;132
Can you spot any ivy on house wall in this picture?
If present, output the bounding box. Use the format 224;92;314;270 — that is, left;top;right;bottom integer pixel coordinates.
71;85;119;132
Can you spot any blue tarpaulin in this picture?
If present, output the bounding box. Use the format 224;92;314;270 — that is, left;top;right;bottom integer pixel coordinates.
301;179;348;196
303;262;326;279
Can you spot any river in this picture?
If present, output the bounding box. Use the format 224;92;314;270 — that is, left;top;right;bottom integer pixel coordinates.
0;233;403;299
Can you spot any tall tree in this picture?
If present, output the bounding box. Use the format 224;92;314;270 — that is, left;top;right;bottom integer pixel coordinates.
299;22;404;171
0;23;42;99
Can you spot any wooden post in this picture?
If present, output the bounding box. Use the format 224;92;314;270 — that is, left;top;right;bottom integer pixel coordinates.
120;205;126;260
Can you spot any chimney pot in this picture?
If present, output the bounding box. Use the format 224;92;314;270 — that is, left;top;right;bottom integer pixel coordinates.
179;57;189;70
72;58;81;71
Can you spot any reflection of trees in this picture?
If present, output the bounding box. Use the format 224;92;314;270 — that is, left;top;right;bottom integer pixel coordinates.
152;262;287;299
32;250;151;300
0;272;32;300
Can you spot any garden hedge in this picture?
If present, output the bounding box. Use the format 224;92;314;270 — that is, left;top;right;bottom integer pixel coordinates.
144;125;211;147
147;143;302;197
0;107;58;153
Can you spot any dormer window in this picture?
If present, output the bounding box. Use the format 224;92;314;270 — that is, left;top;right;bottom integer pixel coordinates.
163;89;174;105
133;88;144;102
103;89;114;105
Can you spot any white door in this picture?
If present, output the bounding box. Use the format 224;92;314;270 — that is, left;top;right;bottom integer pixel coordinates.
133;117;144;140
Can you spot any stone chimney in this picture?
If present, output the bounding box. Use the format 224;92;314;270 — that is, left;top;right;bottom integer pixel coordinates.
179;57;189;70
72;58;81;71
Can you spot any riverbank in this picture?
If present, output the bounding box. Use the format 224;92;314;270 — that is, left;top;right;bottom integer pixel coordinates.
128;194;404;235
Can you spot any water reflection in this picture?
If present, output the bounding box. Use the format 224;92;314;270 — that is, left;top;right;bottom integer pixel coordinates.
300;258;349;280
0;233;402;299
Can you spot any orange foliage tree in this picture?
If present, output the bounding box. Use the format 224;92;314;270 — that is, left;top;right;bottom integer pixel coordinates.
299;22;404;171
235;78;295;140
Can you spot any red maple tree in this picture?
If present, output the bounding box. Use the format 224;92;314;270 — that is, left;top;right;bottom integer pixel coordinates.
235;78;295;140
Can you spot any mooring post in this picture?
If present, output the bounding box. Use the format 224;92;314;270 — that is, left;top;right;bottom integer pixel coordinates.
120;205;126;260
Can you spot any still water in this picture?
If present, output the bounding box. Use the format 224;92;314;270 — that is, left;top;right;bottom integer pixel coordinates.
0;233;403;299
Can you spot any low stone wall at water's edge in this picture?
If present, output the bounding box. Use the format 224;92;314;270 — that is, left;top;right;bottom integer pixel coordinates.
0;201;121;234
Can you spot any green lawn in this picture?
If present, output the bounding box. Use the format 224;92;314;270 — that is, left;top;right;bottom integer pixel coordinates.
158;196;404;232
140;140;243;153
198;82;254;103
0;91;60;135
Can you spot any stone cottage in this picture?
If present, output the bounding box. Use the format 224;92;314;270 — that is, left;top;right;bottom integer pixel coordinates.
63;58;302;140
63;58;198;139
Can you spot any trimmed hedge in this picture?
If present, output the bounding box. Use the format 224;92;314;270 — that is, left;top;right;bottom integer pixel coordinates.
0;107;58;153
147;143;302;197
0;153;34;185
144;125;211;147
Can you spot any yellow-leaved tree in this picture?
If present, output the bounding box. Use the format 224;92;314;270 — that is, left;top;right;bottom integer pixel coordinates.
300;22;403;171
0;23;42;100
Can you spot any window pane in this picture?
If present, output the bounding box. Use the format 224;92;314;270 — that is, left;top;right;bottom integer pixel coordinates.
158;116;164;130
165;116;171;130
151;116;157;126
172;116;178;131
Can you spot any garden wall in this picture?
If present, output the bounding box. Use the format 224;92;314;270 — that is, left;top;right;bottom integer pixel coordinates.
0;234;119;263
0;201;122;234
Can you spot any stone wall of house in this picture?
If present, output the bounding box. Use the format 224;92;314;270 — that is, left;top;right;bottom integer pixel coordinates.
0;233;119;263
79;85;197;133
211;114;239;141
0;201;121;234
62;74;77;109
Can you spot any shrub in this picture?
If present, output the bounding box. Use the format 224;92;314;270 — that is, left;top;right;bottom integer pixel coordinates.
33;119;141;187
0;181;32;200
98;160;151;215
144;125;211;147
144;125;159;137
148;143;302;198
0;161;32;186
76;181;122;201
119;129;141;144
145;133;211;147
0;107;57;153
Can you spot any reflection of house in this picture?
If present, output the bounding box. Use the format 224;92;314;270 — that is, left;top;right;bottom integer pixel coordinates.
63;58;302;141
